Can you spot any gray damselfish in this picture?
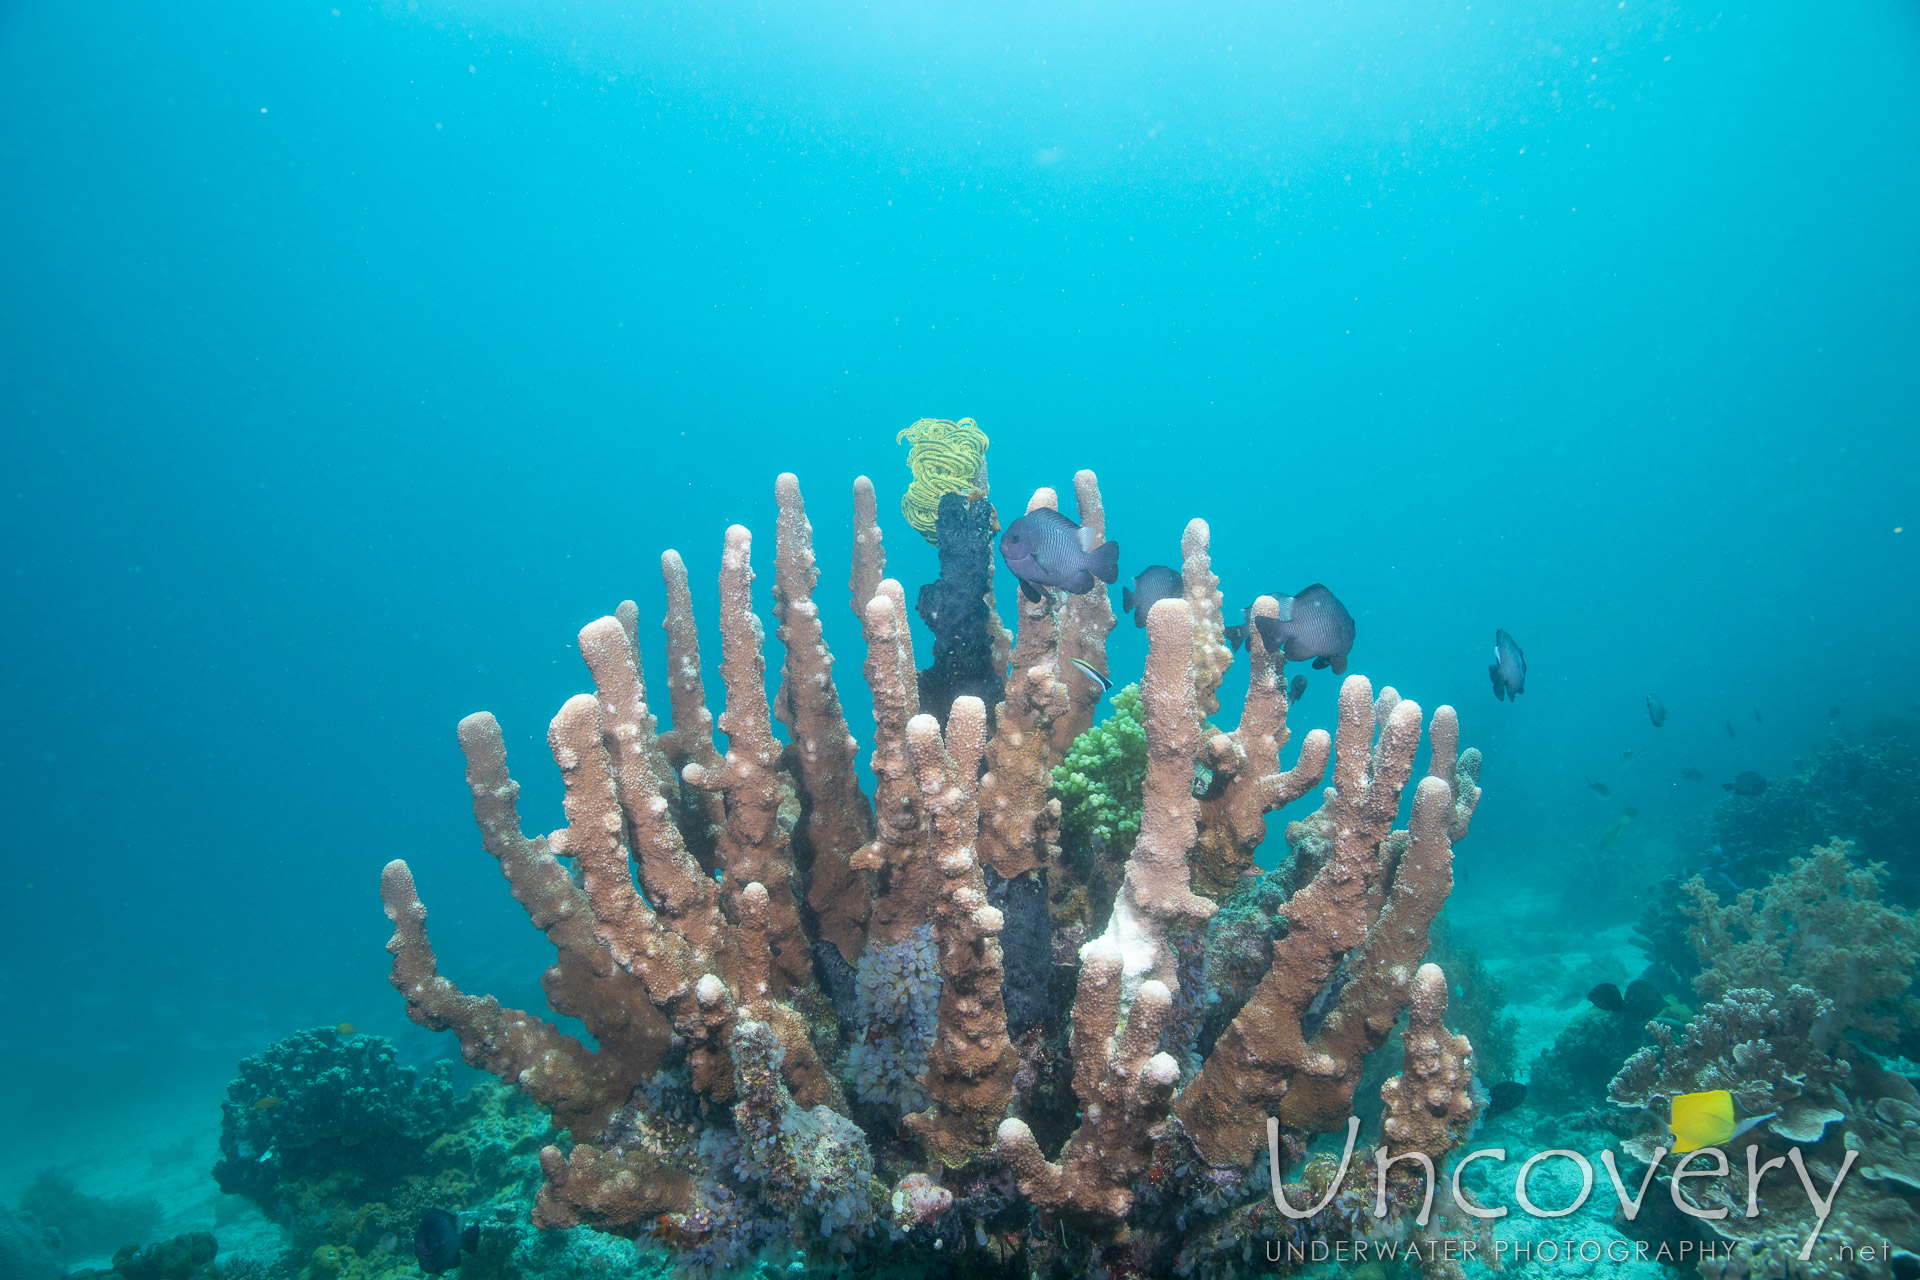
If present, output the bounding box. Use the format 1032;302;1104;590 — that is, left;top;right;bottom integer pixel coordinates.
1489;629;1526;701
998;507;1120;601
416;1208;479;1275
1121;564;1183;628
1251;585;1356;674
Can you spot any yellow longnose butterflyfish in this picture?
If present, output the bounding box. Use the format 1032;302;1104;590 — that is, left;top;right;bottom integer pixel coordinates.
1668;1089;1775;1152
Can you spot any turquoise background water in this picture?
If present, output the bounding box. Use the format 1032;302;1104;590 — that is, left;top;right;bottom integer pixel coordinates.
1;0;1915;1171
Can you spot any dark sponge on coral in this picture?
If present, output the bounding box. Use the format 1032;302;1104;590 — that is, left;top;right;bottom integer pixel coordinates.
213;1026;454;1210
915;492;1004;729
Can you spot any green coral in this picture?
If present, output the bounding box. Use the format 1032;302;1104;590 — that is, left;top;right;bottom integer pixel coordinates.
1052;683;1148;859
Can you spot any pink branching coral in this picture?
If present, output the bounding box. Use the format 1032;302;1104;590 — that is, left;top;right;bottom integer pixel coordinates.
376;469;1486;1274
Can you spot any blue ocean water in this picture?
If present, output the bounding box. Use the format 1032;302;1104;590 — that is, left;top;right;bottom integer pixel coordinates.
2;0;1916;1274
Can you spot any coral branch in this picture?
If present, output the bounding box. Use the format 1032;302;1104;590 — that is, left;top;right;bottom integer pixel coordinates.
1193;595;1333;895
852;584;941;942
1378;963;1477;1164
1176;677;1468;1166
770;473;874;965
455;710;673;1070
1095;599;1218;997
379;860;635;1139
534;1144;696;1235
546;693;728;1094
1283;771;1463;1129
899;698;1017;1166
1180;519;1233;718
1051;470;1117;753
975;489;1073;879
681;526;812;997
658;550;724;776
849;475;886;621
996;941;1180;1218
570;624;722;953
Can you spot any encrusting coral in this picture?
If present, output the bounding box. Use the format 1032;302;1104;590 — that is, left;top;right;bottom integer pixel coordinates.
377;466;1489;1275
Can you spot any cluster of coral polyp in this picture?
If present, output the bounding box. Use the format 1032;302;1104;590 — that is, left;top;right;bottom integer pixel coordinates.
377;470;1484;1274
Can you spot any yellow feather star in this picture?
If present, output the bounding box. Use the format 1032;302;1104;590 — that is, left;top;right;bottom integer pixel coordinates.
896;417;993;543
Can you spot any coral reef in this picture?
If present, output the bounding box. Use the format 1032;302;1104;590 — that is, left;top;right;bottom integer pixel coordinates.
1680;839;1920;1049
1528;1006;1657;1114
375;469;1487;1275
1608;840;1920;1279
1710;722;1920;903
71;1234;220;1280
16;1169;164;1264
214;1027;456;1213
1609;988;1920;1279
0;1207;62;1280
216;1061;550;1268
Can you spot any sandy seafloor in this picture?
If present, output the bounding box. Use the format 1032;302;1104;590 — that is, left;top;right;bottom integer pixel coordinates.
0;876;1691;1280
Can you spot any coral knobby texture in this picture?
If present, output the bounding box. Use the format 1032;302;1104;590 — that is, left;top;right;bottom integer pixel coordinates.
377;469;1487;1277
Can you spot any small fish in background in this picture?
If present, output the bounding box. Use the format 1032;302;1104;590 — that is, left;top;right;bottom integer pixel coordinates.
1120;565;1183;628
1726;720;1737;739
1622;978;1666;1020
1587;779;1612;797
1668;1089;1777;1153
252;1096;282;1111
1680;767;1705;782
1288;674;1308;703
1830;704;1843;721
1488;629;1526;701
1754;708;1764;723
1067;657;1112;694
998;508;1120;602
1253;585;1357;672
1647;695;1666;728
335;1022;356;1035
1587;983;1626;1012
1723;771;1768;797
1620;749;1636;761
1484;1082;1528;1119
1599;814;1633;849
416;1208;480;1275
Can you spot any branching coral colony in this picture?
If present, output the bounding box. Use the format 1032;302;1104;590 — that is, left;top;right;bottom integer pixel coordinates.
378;470;1485;1278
